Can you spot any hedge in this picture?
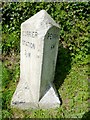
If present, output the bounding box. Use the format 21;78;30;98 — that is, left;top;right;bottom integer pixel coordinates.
2;2;90;64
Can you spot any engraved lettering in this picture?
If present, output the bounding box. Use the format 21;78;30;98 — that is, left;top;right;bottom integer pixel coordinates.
22;31;38;38
22;40;35;49
47;33;58;40
25;50;31;58
51;45;55;49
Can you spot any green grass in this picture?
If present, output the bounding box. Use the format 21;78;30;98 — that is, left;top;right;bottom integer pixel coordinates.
1;51;89;119
0;61;2;120
2;57;89;118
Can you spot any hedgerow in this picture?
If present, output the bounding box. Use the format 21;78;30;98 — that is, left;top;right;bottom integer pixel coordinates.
2;2;90;64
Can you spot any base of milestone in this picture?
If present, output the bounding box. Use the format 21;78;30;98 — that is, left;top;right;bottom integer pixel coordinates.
11;80;60;109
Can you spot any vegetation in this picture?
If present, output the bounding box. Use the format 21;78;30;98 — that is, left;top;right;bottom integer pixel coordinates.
1;2;90;119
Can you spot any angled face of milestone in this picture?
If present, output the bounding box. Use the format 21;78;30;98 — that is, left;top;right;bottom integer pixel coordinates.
11;10;61;109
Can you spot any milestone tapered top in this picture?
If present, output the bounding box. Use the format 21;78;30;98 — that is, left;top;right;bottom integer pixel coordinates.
21;10;60;29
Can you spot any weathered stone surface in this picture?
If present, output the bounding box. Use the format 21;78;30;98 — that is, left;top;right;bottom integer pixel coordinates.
11;10;60;109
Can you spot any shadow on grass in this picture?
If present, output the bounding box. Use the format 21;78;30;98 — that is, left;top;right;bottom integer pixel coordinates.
81;111;90;119
54;43;72;105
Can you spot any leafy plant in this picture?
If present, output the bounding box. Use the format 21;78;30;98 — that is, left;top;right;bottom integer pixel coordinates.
2;2;90;64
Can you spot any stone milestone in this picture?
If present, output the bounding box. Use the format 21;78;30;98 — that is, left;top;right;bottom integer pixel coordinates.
11;10;60;109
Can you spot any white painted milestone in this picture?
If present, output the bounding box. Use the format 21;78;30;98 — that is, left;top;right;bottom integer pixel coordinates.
11;10;61;109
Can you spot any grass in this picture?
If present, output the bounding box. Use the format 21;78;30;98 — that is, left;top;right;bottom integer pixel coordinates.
0;60;2;120
1;46;90;119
